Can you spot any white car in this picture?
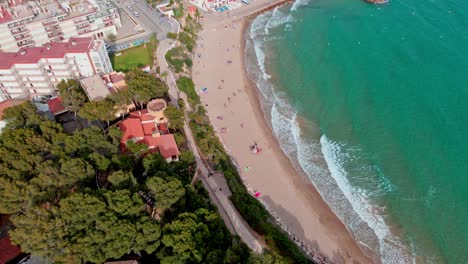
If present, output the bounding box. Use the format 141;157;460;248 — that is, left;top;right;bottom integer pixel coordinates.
134;11;139;17
127;5;133;10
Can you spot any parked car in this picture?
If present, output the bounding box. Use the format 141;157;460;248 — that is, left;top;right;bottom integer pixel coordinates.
133;11;139;17
127;5;133;10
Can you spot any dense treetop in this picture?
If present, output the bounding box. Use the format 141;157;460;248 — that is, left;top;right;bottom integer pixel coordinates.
0;102;283;263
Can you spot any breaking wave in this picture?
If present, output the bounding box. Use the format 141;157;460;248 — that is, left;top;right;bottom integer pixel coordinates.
245;5;416;264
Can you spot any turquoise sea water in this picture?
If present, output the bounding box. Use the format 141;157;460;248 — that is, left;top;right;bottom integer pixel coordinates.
245;0;468;263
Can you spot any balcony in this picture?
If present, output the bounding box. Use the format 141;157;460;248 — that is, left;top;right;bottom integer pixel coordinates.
49;35;64;42
42;20;58;27
103;16;113;23
11;27;29;35
47;31;64;38
45;25;61;33
7;20;26;29
76;23;91;30
77;29;91;35
74;18;89;25
17;40;35;48
14;34;32;41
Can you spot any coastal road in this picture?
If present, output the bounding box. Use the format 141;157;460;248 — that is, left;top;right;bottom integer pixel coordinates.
156;26;265;253
121;0;172;39
108;0;174;52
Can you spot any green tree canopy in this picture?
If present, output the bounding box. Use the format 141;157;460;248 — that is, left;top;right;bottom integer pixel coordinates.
9;192;161;263
160;210;211;263
146;177;185;211
0;125;117;214
108;170;135;189
126;69;168;108
109;90;133;119
78;99;116;126
164;104;184;130
1;101;45;129
57;79;87;117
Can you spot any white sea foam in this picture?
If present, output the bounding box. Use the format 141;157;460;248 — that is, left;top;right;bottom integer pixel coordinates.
290;0;311;11
321;136;412;263
246;8;415;264
265;7;296;34
252;39;271;80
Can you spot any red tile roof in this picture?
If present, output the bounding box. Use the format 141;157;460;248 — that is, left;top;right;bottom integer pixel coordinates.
0;37;93;69
47;97;66;115
188;6;197;12
158;123;169;133
119;110;179;159
156;134;179;159
0;236;21;263
140;114;154;122
119;118;145;144
110;73;125;83
143;136;159;148
142;122;155;135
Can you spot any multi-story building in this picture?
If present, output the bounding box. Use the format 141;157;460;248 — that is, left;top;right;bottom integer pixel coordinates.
0;37;113;101
0;0;121;52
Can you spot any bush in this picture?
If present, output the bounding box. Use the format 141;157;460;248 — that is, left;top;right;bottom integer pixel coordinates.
179;32;195;52
165;47;191;73
176;77;199;107
167;32;178;39
184;58;193;68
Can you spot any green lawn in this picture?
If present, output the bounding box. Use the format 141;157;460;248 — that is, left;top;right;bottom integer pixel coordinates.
110;45;153;72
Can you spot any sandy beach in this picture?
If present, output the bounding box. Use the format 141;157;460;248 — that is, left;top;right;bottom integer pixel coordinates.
191;2;374;263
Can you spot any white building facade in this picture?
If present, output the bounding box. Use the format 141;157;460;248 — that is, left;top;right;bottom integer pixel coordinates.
0;37;112;101
0;0;121;52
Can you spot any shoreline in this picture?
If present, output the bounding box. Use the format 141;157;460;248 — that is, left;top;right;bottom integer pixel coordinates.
193;2;376;263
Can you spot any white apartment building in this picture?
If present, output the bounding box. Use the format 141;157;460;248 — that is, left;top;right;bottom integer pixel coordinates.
202;0;227;11
0;0;121;52
0;37;113;101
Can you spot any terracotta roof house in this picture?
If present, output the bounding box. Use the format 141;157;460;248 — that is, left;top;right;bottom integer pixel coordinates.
102;71;128;91
118;100;179;162
47;97;67;115
188;6;197;17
